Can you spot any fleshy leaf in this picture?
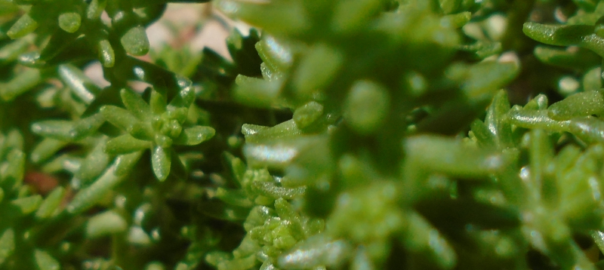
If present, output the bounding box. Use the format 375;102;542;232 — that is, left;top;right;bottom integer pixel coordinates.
34;250;60;270
174;126;215;145
105;134;151;155
152;146;171;181
35;187;65;220
0;229;15;266
67;154;139;214
101;105;141;132
121;26;150;56
86;210;128;239
120;88;152;121
58;12;81;33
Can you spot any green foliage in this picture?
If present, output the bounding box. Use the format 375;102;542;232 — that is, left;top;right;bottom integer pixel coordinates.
5;0;604;269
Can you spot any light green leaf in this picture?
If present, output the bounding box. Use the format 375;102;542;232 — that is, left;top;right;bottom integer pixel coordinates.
168;82;195;109
98;39;115;67
101;105;141;132
11;195;43;215
105;134;151;155
114;151;143;176
58;12;81;33
5;149;25;185
120;88;151;121
86;210;128;239
75;138;111;182
548;90;604;120
35;187;65;220
58;64;101;104
87;0;107;19
31;120;73;140
7;14;38;39
121;26;150;56
401;211;456;269
293;101;324;129
0;229;15;266
344;80;389;135
174;126;215;145
67;154;137;214
0;68;41;101
34;249;60;270
31;138;68;164
152;146;171;181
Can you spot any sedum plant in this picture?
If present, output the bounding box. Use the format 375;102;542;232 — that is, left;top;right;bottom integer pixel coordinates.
6;0;604;269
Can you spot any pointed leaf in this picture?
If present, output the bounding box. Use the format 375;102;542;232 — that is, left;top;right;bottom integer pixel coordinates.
168;81;195;109
484;90;514;148
242;120;301;144
71;113;105;140
75;138;111;183
216;188;254;208
31;138;68;164
7;14;38;39
223;152;247;186
534;46;599;71
150;87;167;115
293;101;324;129
548;90;604;120
105;134;151;155
101;105;140;131
401;211;456;269
35;187;65;220
114;151;143;176
174;126;215;145
523;22;604;57
5;149;25;185
11;195;43;215
523;23;592;47
120;88;151;121
67;154;138;214
0;39;29;63
128;122;155;141
34;249;60;270
0;229;15;266
0;68;41;101
463;61;519;98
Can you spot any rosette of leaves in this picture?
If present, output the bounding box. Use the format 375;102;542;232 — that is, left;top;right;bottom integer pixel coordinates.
100;83;215;181
203;153;325;270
